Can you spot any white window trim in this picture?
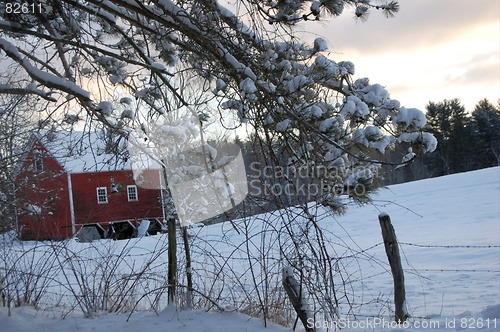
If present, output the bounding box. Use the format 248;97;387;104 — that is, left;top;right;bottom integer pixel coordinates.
97;187;108;204
127;185;138;202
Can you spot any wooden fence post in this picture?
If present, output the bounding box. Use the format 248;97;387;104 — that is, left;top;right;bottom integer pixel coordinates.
167;217;177;305
378;213;409;323
282;268;314;331
182;226;193;309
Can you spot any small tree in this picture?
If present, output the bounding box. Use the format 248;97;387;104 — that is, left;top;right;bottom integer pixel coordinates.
0;91;43;233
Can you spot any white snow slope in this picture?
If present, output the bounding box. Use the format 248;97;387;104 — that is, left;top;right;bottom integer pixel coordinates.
1;167;499;331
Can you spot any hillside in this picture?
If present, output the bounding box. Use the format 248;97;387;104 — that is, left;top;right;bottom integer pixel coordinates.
1;167;499;331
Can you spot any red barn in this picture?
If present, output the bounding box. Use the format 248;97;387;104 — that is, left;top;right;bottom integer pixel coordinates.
14;131;165;241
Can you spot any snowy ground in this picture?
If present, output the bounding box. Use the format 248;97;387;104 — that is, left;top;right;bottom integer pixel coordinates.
0;305;290;332
1;167;499;331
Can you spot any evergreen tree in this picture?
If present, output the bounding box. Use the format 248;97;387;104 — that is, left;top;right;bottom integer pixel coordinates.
471;99;500;167
424;99;478;175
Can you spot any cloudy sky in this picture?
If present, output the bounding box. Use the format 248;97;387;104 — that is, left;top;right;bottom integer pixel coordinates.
302;0;499;112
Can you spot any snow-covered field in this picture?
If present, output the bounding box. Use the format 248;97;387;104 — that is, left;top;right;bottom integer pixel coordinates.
1;167;499;331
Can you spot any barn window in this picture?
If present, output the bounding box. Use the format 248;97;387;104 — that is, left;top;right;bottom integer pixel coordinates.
127;185;138;201
97;187;108;204
33;150;43;171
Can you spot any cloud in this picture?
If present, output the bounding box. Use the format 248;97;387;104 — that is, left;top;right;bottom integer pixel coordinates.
296;0;499;112
312;0;500;55
446;51;500;86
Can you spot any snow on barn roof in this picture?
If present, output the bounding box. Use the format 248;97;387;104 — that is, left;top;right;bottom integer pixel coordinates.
34;130;131;173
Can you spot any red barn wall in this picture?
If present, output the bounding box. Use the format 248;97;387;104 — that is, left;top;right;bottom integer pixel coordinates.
71;170;163;227
16;141;72;241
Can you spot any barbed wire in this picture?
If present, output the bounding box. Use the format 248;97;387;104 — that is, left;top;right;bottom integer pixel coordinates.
417;268;500;273
399;242;500;249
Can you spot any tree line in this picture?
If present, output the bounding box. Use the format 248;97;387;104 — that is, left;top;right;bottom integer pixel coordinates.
384;98;500;184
